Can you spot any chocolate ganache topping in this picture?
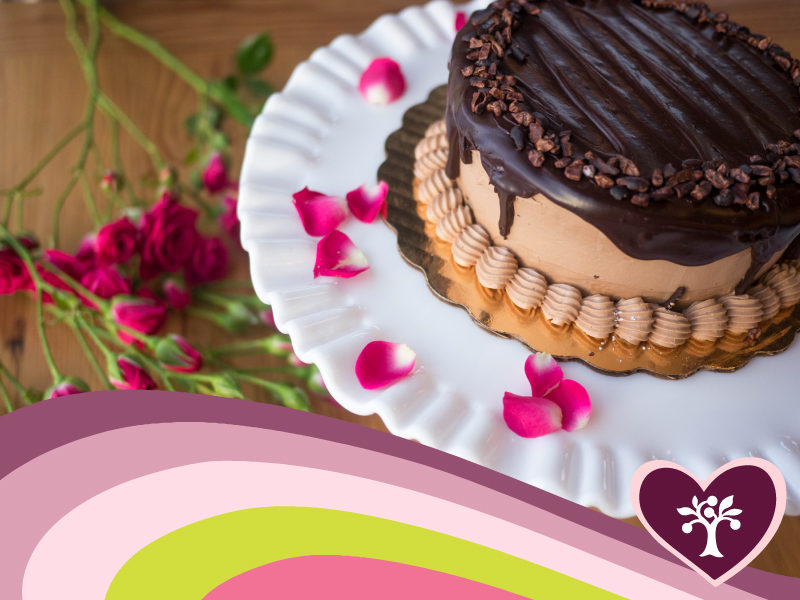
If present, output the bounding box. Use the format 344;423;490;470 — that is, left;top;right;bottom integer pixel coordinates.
446;0;800;292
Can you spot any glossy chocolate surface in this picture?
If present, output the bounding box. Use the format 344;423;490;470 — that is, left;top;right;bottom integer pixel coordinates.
446;0;800;290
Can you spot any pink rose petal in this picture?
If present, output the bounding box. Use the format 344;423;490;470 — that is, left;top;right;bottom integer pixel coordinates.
524;352;563;397
502;392;563;439
346;181;388;223
355;341;416;390
547;379;592;432
455;11;468;31
359;57;406;105
314;230;369;279
292;187;347;236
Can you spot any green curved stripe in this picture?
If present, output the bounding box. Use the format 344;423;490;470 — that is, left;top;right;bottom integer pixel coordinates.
106;507;624;599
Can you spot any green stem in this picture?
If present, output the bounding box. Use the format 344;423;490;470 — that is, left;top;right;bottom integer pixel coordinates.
0;361;26;397
107;114;139;208
0;376;12;414
15;192;24;231
210;338;269;357
36;288;62;381
98;93;164;168
232;372;310;411
89;2;254;127
78;170;102;227
69;317;112;387
52;171;80;248
6;123;85;194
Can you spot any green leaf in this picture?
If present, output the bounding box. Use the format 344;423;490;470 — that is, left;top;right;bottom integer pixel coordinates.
222;75;239;92
237;33;274;76
245;78;274;98
185;113;200;135
270;384;311;412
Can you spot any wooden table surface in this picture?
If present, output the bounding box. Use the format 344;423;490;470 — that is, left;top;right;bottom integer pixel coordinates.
1;0;798;580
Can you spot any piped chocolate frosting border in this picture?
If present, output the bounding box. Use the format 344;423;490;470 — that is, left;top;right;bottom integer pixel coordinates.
446;0;800;292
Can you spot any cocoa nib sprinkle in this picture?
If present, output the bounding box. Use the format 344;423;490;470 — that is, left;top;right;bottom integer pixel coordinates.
459;0;800;211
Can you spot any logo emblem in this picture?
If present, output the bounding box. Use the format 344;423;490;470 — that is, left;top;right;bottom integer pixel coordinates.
631;458;785;586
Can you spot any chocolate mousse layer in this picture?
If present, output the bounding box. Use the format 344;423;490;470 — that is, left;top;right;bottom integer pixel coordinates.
446;0;800;292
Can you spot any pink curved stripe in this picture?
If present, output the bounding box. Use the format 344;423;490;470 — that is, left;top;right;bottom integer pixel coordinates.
0;392;792;599
204;556;527;600
8;425;753;600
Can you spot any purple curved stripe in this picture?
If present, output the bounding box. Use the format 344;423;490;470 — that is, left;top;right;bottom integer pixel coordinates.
0;391;796;598
203;555;528;599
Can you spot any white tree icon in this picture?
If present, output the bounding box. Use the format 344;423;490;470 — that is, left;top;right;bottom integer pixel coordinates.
677;495;743;558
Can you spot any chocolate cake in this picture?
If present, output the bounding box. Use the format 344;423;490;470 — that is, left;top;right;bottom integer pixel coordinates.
409;0;800;352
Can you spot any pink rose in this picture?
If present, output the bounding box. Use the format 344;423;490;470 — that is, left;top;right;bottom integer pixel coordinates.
111;355;157;390
0;249;32;295
80;265;130;302
76;234;96;265
163;277;191;310
95;217;140;266
219;196;240;244
44;249;91;281
155;334;203;373
185;236;228;285
111;295;168;345
202;152;229;193
46;377;89;399
139;197;199;279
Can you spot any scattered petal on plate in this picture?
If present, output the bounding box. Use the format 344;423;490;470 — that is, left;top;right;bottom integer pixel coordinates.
455;11;468;31
547;379;592;432
355;341;416;390
503;392;563;439
346;181;388;223
524;352;563;398
292;187;347;236
359;57;407;105
314;230;369;279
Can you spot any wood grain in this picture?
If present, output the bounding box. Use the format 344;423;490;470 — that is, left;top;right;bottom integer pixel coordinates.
0;0;797;579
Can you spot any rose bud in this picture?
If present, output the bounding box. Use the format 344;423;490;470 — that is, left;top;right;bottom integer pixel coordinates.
184;236;229;285
219;195;240;244
155;334;203;373
139;196;199;280
111;295;168;345
162;277;191;310
95;216;140;266
100;171;123;194
46;377;89;399
158;166;178;188
208;374;244;400
15;232;40;251
263;333;294;356
202;152;229;194
80;265;131;304
0;249;32;295
110;355;157;390
259;308;276;329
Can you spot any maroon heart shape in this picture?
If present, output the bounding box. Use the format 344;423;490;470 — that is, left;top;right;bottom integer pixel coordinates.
631;459;786;586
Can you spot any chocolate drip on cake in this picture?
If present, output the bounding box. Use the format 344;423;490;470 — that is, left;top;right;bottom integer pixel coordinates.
446;0;800;275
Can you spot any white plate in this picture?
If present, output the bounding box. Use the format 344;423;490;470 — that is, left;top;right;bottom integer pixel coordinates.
238;0;800;518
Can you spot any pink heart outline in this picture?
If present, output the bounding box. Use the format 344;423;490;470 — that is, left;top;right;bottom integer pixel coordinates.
630;458;786;588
